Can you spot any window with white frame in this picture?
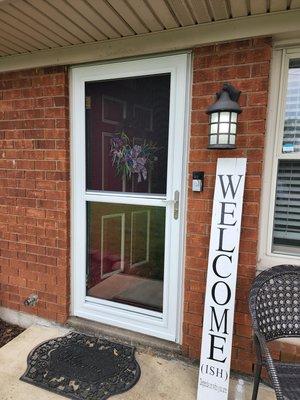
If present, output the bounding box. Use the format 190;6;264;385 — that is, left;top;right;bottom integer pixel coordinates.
269;53;300;257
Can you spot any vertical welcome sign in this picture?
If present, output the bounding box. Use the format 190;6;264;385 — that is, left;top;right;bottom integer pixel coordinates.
197;158;247;400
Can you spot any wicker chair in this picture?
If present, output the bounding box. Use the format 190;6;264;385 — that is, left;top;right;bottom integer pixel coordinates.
249;264;300;400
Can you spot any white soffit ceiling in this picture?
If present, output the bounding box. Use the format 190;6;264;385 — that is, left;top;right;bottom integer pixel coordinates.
0;0;299;58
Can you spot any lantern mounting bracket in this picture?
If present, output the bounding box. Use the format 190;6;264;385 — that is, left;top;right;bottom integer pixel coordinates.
218;83;241;102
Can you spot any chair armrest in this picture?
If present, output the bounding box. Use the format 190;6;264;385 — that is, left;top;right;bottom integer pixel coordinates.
255;332;284;400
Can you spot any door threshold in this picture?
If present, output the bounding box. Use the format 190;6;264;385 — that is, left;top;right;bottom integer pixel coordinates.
67;316;184;360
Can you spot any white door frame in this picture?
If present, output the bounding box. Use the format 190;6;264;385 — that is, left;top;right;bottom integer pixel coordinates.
70;54;190;342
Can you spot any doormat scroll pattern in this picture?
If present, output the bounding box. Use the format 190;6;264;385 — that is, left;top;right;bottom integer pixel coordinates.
20;332;141;400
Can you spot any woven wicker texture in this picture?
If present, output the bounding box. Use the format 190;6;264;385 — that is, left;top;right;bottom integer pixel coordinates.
249;265;300;400
255;270;299;340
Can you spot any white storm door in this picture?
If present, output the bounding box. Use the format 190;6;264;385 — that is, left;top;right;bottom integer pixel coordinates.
71;54;190;342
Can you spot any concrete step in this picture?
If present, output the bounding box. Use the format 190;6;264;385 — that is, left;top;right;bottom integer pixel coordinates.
67;316;183;359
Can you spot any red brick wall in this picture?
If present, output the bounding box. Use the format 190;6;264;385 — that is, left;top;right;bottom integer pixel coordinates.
1;39;297;376
0;66;70;323
182;38;272;374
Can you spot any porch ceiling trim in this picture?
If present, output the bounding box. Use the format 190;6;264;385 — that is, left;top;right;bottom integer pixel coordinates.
0;9;300;72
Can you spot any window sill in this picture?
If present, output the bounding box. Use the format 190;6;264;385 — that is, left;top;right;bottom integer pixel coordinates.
257;252;300;272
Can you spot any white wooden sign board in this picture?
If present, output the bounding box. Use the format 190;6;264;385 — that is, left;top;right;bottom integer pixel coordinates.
197;158;247;400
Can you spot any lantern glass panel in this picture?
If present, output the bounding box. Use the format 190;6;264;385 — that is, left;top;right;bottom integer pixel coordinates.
219;123;230;133
230;124;237;134
211;112;219;123
210;135;217;145
231;112;238;123
220;111;230;122
219;135;228;144
210;123;218;133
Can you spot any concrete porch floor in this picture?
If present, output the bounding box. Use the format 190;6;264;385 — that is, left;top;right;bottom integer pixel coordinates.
0;325;275;400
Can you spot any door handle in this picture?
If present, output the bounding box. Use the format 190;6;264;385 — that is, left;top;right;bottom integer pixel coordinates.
174;190;179;220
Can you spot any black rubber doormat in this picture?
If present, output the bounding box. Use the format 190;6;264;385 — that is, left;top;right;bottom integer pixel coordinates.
20;332;141;400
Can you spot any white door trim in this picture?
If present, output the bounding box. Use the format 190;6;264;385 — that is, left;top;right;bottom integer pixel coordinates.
70;54;190;342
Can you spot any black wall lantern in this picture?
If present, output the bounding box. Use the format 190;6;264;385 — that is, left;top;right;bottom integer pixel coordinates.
206;83;242;149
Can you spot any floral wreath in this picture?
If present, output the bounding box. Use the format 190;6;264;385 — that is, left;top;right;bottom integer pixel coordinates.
110;131;158;183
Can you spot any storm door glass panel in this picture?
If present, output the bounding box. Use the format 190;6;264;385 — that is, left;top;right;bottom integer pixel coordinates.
85;74;170;194
86;202;165;312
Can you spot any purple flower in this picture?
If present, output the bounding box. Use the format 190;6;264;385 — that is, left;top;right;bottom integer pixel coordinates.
110;132;158;183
